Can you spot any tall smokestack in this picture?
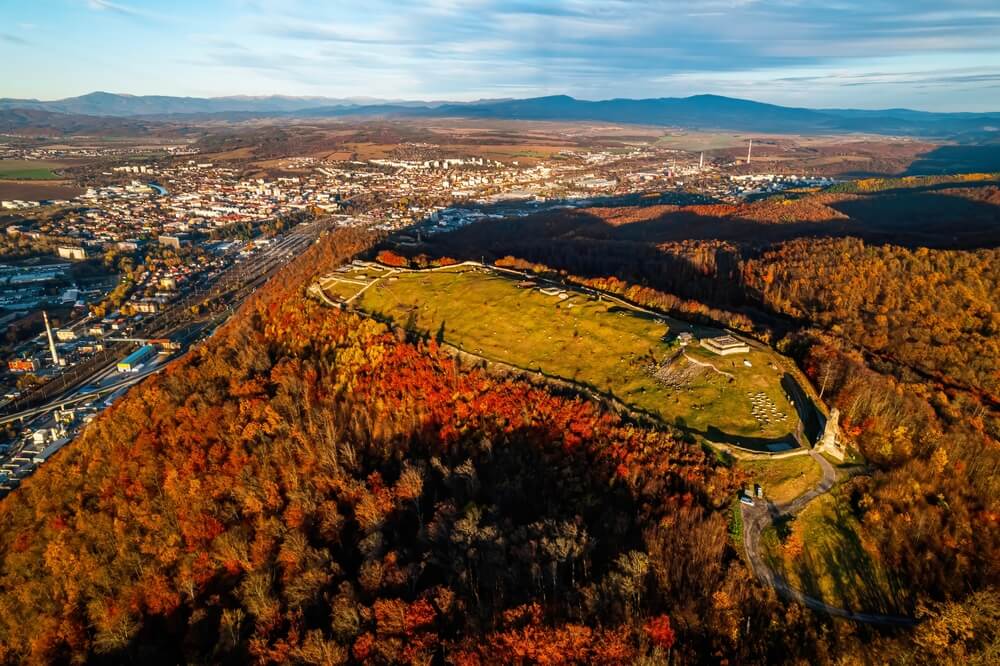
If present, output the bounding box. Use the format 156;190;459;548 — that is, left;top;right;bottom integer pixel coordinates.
747;140;753;165
699;152;704;169
43;310;60;366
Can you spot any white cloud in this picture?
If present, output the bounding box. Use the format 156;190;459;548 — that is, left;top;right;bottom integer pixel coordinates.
15;0;1000;110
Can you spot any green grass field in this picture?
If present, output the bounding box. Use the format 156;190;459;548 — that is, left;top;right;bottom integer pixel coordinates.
739;455;822;504
0;160;63;181
0;168;59;180
762;492;906;613
342;265;803;447
654;132;748;151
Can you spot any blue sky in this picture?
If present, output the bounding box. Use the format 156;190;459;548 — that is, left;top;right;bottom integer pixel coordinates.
2;0;1000;111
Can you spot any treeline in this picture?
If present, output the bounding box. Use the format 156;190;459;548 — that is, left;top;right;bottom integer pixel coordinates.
425;217;754;311
421;204;1000;400
493;255;758;336
0;227;829;664
825;172;999;194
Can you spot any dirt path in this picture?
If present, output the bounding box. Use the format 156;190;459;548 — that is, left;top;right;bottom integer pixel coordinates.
741;451;916;626
682;351;735;379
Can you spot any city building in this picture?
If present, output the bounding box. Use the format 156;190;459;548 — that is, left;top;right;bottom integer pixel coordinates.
158;234;191;249
7;358;39;373
57;246;89;260
116;344;157;372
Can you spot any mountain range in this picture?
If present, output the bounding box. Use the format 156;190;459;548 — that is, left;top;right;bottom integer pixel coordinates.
2;92;1000;139
0;91;406;117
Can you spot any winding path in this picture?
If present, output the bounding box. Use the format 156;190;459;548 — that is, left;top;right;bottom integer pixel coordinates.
741;451;916;626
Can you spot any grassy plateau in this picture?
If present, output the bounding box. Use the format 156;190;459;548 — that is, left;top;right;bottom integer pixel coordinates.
323;264;806;449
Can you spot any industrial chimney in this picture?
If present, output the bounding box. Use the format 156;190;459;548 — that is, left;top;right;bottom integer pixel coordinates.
43;310;60;366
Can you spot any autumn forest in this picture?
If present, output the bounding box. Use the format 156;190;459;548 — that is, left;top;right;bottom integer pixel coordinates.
0;177;999;664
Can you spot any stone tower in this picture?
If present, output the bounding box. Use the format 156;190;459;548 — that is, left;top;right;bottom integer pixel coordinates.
816;407;846;461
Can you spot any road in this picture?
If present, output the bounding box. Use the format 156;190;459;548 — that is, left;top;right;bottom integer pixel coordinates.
0;366;160;426
741;451;917;626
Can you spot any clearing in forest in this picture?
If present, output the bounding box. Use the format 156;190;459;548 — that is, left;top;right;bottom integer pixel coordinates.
761;492;907;614
333;264;804;448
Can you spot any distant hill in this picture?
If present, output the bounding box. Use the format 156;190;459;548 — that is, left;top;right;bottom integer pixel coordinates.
2;92;999;138
0;108;175;137
303;94;1000;138
0;92;428;117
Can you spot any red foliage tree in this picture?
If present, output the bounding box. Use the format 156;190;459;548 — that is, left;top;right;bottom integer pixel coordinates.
376;249;409;267
644;614;676;650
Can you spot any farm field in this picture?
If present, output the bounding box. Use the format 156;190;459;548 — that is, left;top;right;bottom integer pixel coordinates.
332;264;805;448
0;160;67;180
761;492;906;613
0;180;83;201
655;131;750;151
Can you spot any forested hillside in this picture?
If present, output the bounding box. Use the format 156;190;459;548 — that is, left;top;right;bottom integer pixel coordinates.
0;228;812;664
404;178;1000;663
742;238;1000;398
1;177;999;663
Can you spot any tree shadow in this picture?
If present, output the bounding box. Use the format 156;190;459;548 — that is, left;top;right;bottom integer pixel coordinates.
381;188;1000;363
413;183;1000;294
781;373;821;444
772;514;796;541
701;425;799;453
904;145;1000;176
772;497;910;616
827;189;1000;250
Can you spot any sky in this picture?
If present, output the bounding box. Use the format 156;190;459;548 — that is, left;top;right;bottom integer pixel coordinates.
2;0;1000;111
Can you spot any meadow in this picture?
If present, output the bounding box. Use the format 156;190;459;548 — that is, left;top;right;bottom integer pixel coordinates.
739;455;823;503
762;492;906;613
0;160;66;180
336;264;804;448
